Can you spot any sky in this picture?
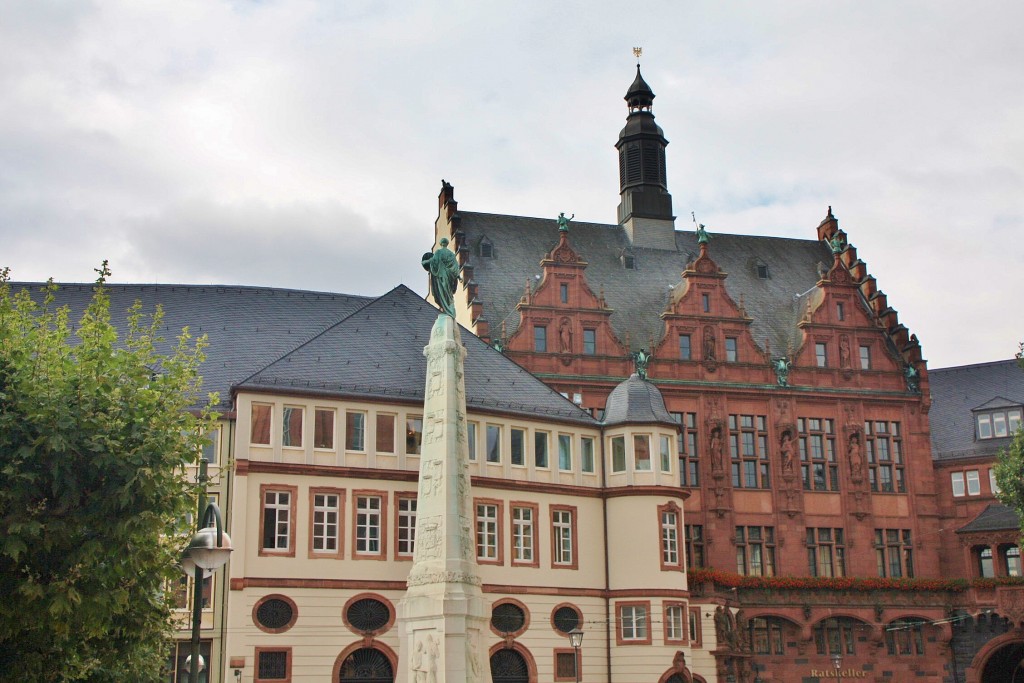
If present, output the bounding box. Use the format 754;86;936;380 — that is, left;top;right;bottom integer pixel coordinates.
1;1;1021;369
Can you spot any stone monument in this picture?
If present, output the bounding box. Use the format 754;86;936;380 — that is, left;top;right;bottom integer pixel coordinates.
397;245;491;682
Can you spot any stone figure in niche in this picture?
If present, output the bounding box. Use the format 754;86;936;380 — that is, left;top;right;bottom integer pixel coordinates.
426;636;439;683
557;212;574;232
714;606;732;647
631;348;651;379
905;363;920;393
780;431;795;475
848;432;864;480
422;238;461;318
412;638;428;683
710;427;724;472
703;327;716;361
773;357;792;387
559;318;573;353
839;335;852;370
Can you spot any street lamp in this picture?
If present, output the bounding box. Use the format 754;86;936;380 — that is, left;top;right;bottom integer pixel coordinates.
181;461;233;683
832;653;843;678
568;628;584;683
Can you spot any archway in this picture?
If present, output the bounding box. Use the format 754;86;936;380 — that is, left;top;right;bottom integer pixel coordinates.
490;648;529;683
337;647;394;682
980;640;1024;682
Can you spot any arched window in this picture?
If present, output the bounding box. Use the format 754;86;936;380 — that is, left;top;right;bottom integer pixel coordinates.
490;649;529;683
337;648;393;682
814;617;862;655
748;616;787;655
886;618;926;656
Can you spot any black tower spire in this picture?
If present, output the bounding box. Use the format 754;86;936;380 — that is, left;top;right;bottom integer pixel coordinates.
616;65;674;225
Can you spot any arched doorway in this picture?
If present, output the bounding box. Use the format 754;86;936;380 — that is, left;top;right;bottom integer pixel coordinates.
981;640;1024;682
490;648;529;683
338;647;394;682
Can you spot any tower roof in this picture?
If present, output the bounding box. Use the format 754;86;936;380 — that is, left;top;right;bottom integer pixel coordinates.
602;373;677;428
625;64;655;112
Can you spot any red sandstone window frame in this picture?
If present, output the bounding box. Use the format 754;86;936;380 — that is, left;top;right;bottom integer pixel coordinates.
509;501;540;567
254;646;292;683
351;490;388;560
663;601;688;644
308;487;345;559
475;498;504;565
688;606;702;646
616;601;652;645
550;504;578;570
394;492;417;561
658;502;683;571
252;594;299;634
553;648;581;681
259;484;298;558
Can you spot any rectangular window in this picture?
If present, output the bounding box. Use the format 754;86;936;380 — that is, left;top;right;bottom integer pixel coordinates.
966;469;981;496
535;431;549;468
375;414;395;453
1011;409;1023;432
951;471;965;497
611;436;626;473
634;434;651;471
994;412;1008;437
255;647;291;682
875;528;914;578
859;345;871;370
665;604;686;643
581;437;595;473
751;617;785;655
558;434;572;471
991;468;1000;495
559;282;568;303
552;507;575;567
486;425;501;463
397;496;416;557
673;412;700;487
736;526;776;576
251;403;272;445
406;415;423;455
511;428;526;466
799;417;838;492
688;606;702;645
476;501;501;563
978;413;993;439
355;495;383;556
282;406;303;447
554;651;578;681
684;524;705;569
166;642;213;683
806;527;846;577
865;420;905;493
660;507;681;569
725;337;738;362
730;414;770;489
679;334;691;360
660;435;673;473
345;411;365;451
467;422;477;460
511;504;537;565
311;491;340;554
618;603;650;643
261;487;294;554
202;428;219;464
583;328;596;355
314;409;334;449
702;293;710;313
836;302;845;320
534;325;547;352
815;342;828;368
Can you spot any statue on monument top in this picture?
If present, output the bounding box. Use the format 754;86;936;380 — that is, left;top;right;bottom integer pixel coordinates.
422;238;461;318
557;212;574;233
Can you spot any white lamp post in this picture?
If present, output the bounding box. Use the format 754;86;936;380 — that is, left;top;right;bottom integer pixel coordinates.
568;628;584;683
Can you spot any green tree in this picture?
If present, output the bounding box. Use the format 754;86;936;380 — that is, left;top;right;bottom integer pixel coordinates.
0;263;217;681
995;345;1024;536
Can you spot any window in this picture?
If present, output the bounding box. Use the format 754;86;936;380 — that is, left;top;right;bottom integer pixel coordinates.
581;437;595;473
311;490;341;555
665;603;686;642
875;528;913;578
634;434;651;471
757;264;770;279
807;528;846;577
815;618;859;656
1005;546;1022;576
730;414;770;489
486;424;501;463
551;506;576;567
623;254;635;269
799;417;838;491
476;501;501;563
558;434;572;471
688;606;702;645
511;504;537;565
396;496;416;558
534;325;547;352
202;428;219;464
583;328;596;355
256;647;291;682
554;651;579;681
406;415;423;455
467;422;477;460
166;641;212;683
261;488;294;554
673;412;700;487
660;505;681;569
886;619;925;656
251;403;272;445
355;494;384;556
345;411;365;451
966;469;981;496
859;345;871;370
736;526;775;576
991;468;1001;495
815;342;828;367
684;524;705;569
511;428;526;466
618;603;650;644
749;617;786;655
977;408;1022;439
979;547;995;578
611;435;626;473
951;471;965;497
313;409;334;449
702;293;710;313
725;337;737;362
836;302;845;320
480;241;493;258
532;431;549;468
282;406;303;447
375;414;395;453
559;283;568;303
865;421;905;493
660;435;673;473
679;334;691;360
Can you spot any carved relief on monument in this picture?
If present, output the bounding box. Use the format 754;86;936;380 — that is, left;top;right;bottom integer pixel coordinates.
423;412;445;445
415;516;443;560
420;459;443;498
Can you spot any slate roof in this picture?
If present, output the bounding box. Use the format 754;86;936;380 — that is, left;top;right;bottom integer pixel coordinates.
929;359;1024;461
459;211;834;353
237;285;598;426
9;282;374;411
602;374;678;428
956;503;1022;534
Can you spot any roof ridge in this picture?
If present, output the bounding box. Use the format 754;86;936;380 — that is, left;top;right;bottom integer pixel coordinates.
10;281;379;299
931;358;1022;373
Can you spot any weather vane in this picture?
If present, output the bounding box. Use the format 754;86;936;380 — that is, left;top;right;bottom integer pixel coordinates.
633;46;643;62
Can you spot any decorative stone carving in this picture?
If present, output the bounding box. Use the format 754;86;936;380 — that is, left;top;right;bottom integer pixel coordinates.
847;429;865;484
558;317;572;353
406;571;482;587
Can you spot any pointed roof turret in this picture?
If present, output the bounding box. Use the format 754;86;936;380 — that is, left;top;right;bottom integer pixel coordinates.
625;64;655;112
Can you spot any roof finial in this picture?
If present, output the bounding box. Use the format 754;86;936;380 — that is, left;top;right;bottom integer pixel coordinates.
633;46;642;65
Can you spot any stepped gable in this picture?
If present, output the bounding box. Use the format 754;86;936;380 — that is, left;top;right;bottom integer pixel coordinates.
236;285;597;426
10;282;372;410
453;210;832;353
929;359;1024;460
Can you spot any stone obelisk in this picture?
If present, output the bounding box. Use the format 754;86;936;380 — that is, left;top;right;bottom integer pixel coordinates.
396;308;491;682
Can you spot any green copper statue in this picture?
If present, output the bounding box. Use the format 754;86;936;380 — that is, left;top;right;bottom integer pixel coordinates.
557;212;574;233
422;238;461;318
829;233;845;254
772;357;792;387
631;348;651;379
695;223;710;245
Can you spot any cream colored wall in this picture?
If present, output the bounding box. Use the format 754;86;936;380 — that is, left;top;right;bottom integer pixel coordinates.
602;424;681;488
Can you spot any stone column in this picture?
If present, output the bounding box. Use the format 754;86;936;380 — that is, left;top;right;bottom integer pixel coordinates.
397;315;492;683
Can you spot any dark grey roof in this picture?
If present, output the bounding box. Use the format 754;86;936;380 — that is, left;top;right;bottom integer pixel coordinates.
602;374;678;428
929;359;1024;461
459;211;834;353
238;285;598;426
956;503;1021;534
10;282;373;411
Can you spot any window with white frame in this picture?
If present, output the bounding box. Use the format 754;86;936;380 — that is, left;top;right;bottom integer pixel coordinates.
375;413;395;453
406;415;423;455
397;496;416;557
558;434;572;471
251;403;272;445
314;409;334;449
619;604;648;642
476;503;499;561
282;406;303;447
511;428;526;466
990;468;1000;495
355;495;382;555
611;436;626;473
661;508;680;567
859;345;871;370
581;437;595;473
660;435;673;473
535;431;549;468
486;425;501;463
312;492;340;553
262;490;291;551
977;408;1022;439
552;508;574;566
966;469;981;496
951;471;965;497
665;604;685;642
345;411;365;451
511;506;535;564
634;434;652;471
467;421;477;460
815;342;828;367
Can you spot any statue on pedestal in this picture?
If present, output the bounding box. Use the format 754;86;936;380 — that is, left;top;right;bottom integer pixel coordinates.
422;238;461;318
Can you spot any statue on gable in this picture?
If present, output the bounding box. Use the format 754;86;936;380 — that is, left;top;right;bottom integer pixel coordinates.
557;212;574;233
905;363;920;393
829;233;846;254
772;356;792;387
422;238;461;318
631;348;651;379
696;223;711;245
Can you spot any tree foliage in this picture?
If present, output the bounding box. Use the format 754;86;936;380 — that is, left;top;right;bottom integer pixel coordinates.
994;345;1024;536
0;264;217;681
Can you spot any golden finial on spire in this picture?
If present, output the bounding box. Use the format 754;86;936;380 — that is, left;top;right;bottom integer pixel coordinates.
633;47;642;62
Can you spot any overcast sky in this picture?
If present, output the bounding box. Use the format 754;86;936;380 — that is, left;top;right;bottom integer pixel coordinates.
2;1;1021;369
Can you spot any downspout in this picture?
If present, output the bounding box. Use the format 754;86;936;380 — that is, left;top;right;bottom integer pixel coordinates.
600;430;612;683
217;418;235;682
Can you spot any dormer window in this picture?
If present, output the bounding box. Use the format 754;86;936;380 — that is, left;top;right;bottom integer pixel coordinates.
757;264;770;279
623;254;635;270
977;408;1022;439
479;237;494;258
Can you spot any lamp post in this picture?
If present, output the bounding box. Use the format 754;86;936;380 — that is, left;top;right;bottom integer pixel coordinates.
568;628;584;683
832;653;843;679
182;460;233;683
